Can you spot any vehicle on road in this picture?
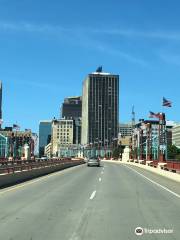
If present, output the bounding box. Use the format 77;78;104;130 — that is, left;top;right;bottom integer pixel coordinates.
87;157;100;167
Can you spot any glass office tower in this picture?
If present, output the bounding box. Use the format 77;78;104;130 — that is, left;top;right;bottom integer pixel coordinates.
39;120;52;157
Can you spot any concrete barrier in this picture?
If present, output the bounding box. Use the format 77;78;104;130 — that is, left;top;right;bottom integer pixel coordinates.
0;161;84;188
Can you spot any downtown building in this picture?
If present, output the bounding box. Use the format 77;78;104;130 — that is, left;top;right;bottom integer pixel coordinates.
81;68;119;147
61;96;82;145
0;81;2;129
118;123;132;147
0;128;35;159
39;120;52;157
51;119;74;157
132;119;175;160
172;124;180;148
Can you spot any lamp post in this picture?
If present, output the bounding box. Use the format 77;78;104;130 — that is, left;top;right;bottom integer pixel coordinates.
104;139;108;159
98;140;102;158
152;135;158;160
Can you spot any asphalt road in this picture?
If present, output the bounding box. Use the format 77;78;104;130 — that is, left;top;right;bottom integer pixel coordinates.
0;162;179;240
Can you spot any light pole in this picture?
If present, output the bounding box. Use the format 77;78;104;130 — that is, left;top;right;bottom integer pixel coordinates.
104;139;108;159
152;135;158;160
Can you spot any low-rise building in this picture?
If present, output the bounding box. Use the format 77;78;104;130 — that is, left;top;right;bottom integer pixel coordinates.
0;129;35;159
119;123;132;137
172;124;180;148
51;119;74;157
45;143;52;158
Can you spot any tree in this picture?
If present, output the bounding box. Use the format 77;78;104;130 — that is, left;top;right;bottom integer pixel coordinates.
112;146;124;159
167;145;180;160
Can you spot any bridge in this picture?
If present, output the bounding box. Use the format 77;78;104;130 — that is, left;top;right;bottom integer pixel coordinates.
0;158;179;240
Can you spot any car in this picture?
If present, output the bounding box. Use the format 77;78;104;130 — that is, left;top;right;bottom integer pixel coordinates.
87;157;100;167
40;156;48;161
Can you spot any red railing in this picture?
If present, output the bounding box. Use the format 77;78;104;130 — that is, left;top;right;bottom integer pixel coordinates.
142;159;180;172
0;158;84;175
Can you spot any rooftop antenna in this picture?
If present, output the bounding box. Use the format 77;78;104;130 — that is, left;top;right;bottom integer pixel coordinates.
132;105;135;128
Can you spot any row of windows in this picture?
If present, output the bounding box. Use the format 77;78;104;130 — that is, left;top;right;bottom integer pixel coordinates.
56;129;71;133
57;125;72;129
57;133;70;136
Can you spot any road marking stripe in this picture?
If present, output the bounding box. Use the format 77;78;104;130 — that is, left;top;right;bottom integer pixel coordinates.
124;165;180;199
90;190;96;200
99;178;102;182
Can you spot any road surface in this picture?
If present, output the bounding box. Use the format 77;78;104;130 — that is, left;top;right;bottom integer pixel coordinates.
0;161;179;240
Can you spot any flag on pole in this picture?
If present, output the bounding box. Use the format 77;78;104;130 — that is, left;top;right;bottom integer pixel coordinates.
149;111;160;119
25;128;31;132
13;124;20;130
162;97;172;107
149;111;156;118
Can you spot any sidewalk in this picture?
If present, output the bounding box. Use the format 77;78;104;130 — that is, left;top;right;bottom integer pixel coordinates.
102;159;180;183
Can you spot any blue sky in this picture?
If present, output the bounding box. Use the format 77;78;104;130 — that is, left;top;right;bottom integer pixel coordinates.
0;0;180;133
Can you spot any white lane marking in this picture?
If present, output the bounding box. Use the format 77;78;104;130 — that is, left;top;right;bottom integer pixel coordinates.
99;177;102;182
0;164;84;196
124;165;180;199
90;190;96;200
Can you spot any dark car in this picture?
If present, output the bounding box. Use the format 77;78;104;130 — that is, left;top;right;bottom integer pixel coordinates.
87;157;100;167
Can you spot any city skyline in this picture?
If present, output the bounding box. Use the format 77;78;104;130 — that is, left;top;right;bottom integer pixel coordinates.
0;0;180;133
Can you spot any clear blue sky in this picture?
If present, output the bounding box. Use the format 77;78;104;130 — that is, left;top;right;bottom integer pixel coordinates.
0;0;180;133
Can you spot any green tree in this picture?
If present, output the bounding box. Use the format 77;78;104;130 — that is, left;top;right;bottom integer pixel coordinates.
167;145;180;159
112;146;124;159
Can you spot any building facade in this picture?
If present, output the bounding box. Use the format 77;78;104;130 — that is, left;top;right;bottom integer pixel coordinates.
0;129;34;159
0;81;2;128
39;120;52;157
119;123;132;137
81;69;119;147
61;96;82;119
60;96;82;145
172;124;180;148
132;119;174;160
51;119;74;156
0;134;8;158
45;143;52;158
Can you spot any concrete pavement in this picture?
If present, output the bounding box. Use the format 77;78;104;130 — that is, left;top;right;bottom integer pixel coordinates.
0;162;179;240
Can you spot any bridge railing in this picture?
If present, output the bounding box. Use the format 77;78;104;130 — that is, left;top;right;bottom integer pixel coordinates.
0;158;84;175
135;159;180;173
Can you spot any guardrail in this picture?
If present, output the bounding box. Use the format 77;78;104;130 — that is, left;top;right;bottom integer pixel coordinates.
0;158;84;175
0;158;85;189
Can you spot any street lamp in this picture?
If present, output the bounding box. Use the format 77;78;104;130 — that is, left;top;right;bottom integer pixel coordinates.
104;139;109;159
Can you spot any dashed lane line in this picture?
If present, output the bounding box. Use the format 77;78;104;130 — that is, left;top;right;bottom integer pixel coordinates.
90;190;96;200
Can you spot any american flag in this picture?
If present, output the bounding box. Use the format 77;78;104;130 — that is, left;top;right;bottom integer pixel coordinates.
162;97;172;107
149;111;160;119
13;124;20;130
25;128;31;132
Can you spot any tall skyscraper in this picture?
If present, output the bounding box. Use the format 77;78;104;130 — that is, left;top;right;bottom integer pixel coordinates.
81;68;119;146
0;81;2;125
39;120;52;157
